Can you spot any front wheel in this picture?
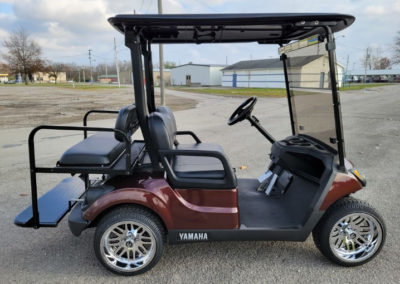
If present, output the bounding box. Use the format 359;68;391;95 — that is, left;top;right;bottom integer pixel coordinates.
313;197;386;266
94;205;165;276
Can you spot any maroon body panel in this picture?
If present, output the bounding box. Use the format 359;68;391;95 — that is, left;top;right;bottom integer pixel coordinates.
319;160;363;210
83;172;239;230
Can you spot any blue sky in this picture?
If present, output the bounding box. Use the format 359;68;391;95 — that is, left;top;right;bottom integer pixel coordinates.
0;0;399;71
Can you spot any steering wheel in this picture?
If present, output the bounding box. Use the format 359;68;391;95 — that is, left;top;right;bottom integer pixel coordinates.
228;96;258;126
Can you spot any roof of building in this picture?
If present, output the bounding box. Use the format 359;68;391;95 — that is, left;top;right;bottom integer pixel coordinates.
99;75;118;78
349;70;400;76
119;69;171;73
173;63;227;69
221;55;327;71
108;13;355;44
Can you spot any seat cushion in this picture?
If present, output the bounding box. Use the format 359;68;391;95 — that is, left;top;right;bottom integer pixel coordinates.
59;132;125;166
172;143;226;179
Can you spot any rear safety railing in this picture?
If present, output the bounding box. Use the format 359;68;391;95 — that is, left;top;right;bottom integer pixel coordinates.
26;109;145;229
28;125;135;229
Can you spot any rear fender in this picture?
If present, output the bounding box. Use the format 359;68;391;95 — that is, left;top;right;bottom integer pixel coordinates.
83;179;174;229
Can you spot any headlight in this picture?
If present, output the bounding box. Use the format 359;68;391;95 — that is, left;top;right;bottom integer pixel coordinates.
349;168;367;187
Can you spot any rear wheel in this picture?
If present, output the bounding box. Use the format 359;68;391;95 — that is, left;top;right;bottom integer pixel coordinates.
94;205;165;276
313;197;386;266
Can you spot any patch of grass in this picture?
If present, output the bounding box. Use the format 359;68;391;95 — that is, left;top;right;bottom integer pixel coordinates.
340;84;393;91
170;87;287;97
0;83;126;90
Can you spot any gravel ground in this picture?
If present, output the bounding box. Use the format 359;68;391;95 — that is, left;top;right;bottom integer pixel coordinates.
0;85;196;129
0;85;399;283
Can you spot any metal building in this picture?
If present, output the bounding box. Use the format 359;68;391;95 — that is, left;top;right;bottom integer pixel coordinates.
171;63;226;86
221;56;344;88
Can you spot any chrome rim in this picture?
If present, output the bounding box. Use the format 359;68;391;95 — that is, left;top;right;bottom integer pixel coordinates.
329;213;383;263
100;221;156;272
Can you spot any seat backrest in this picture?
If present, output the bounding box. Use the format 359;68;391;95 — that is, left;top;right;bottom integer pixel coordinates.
148;111;176;152
114;104;139;142
156;106;177;143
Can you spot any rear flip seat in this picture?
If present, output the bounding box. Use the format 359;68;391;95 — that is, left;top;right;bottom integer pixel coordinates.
58;104;139;167
59;132;125;166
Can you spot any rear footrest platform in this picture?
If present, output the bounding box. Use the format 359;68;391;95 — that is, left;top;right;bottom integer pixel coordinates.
14;177;85;228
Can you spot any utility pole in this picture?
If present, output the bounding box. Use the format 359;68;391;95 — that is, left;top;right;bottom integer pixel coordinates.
226;55;227;66
82;68;85;83
78;68;80;82
345;54;349;84
105;61;108;81
114;38;121;88
89;49;93;85
364;47;369;83
158;0;165;106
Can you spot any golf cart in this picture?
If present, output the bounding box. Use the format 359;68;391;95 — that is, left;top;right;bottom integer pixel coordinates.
15;13;386;276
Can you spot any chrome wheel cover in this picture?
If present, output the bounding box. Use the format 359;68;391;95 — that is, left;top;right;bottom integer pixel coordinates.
329;213;383;263
100;221;156;272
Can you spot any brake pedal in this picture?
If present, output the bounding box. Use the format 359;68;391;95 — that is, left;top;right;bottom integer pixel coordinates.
257;170;272;191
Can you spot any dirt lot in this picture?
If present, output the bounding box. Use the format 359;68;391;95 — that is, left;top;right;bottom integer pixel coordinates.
0;85;197;129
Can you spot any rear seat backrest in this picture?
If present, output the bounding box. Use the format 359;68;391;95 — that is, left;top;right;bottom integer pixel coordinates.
114;104;139;142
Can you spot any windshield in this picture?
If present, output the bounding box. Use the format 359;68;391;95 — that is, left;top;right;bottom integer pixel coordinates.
283;39;341;152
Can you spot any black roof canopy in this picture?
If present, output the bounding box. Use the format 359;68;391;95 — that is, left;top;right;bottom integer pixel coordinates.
108;13;355;44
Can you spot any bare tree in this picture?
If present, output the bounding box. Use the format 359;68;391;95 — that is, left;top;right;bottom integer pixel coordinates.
377;57;391;70
1;28;44;85
360;47;384;70
46;61;65;84
390;31;400;66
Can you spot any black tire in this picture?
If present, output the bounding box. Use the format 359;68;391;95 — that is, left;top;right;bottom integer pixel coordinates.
313;197;386;267
94;205;165;276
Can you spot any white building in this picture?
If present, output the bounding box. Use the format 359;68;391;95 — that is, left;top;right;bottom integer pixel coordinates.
221;56;344;88
171;63;226;86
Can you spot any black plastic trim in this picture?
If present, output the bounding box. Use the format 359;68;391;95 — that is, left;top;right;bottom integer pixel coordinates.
68;201;90;237
168;210;325;244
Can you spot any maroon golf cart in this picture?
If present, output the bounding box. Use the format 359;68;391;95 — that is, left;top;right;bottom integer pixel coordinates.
15;13;386;276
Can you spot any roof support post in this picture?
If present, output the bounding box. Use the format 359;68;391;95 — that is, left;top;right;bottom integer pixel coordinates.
323;26;346;171
125;32;160;169
141;40;156;113
280;53;296;136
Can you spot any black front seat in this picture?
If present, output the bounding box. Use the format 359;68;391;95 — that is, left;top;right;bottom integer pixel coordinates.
148;106;236;187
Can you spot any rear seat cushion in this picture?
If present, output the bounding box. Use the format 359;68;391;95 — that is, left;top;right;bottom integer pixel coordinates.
59;132;125;166
172;143;226;179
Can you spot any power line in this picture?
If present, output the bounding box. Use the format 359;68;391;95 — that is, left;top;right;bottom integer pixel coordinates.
337;43;393;53
46;53;87;59
92;54;114;61
336;43;364;50
139;0;145;13
192;0;220;13
146;0;154;13
93;40;124;57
